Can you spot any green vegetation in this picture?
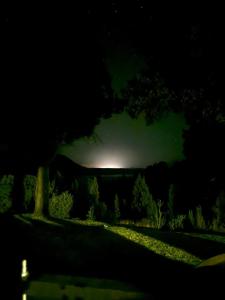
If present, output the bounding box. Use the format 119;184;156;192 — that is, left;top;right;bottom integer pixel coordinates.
49;191;74;218
0;175;14;213
188;209;195;229
211;190;225;231
9;213;225;299
195;206;206;230
86;205;96;221
131;174;151;218
107;226;201;265
168;214;186;231
87;176;99;205
0;169;224;235
17;214;205;267
152;199;166;229
183;232;225;244
186;206;207;230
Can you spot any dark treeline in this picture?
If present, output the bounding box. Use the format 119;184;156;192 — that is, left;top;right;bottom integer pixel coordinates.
1;154;224;230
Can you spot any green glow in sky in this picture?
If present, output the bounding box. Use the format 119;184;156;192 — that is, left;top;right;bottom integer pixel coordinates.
60;112;187;168
60;44;187;168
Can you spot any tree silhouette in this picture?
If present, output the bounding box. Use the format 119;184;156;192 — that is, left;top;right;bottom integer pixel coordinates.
121;15;225;207
1;13;113;216
121;10;224;126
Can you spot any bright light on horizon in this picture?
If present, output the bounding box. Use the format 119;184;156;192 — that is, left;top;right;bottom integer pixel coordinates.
97;162;123;168
91;155;125;169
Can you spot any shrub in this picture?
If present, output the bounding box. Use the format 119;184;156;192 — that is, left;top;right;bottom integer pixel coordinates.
49;191;73;219
86;201;108;221
147;199;166;229
86;205;95;221
195;206;206;230
169;214;186;231
188;206;207;230
188;209;195;228
0;175;14;185
155;200;166;229
0;175;14;214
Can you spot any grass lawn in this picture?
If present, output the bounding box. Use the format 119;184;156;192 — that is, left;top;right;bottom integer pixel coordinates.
4;214;225;299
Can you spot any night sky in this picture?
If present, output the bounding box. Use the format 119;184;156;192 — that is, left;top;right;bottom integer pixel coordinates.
59;111;187;168
59;42;188;168
59;3;205;168
2;3;219;170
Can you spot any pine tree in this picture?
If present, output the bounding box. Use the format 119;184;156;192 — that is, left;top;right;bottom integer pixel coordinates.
87;176;99;205
131;174;152;219
85;176;100;219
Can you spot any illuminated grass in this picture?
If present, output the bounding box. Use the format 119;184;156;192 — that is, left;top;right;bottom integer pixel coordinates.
66;219;105;227
183;232;225;244
107;226;202;266
15;215;207;266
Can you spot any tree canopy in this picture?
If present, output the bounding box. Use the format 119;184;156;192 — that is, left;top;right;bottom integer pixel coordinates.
1;12;113;170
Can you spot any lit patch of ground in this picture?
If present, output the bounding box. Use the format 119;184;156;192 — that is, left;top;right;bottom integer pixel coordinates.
106;226;202;265
183;232;225;244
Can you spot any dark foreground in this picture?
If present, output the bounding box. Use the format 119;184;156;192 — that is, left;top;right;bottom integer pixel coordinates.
1;215;225;299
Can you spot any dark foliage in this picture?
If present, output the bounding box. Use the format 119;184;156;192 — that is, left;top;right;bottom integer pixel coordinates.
1;11;113;171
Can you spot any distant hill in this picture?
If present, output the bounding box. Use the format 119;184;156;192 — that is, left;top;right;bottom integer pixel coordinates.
49;154;86;178
50;154;143;178
50;154;143;176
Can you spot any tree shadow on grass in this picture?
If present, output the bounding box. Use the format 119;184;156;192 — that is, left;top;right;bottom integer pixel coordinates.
115;224;225;299
2;215;198;300
119;224;225;260
4;215;224;299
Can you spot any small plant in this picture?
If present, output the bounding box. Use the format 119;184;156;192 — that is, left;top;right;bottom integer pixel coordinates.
155;200;166;229
49;191;73;219
169;214;186;231
146;197;166;229
188;209;195;228
188;206;207;230
86;205;95;221
195;205;206;230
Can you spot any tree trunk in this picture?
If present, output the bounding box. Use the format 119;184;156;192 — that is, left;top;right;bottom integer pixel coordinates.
33;165;49;217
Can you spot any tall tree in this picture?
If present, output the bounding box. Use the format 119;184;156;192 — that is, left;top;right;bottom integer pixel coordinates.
131;174;152;219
